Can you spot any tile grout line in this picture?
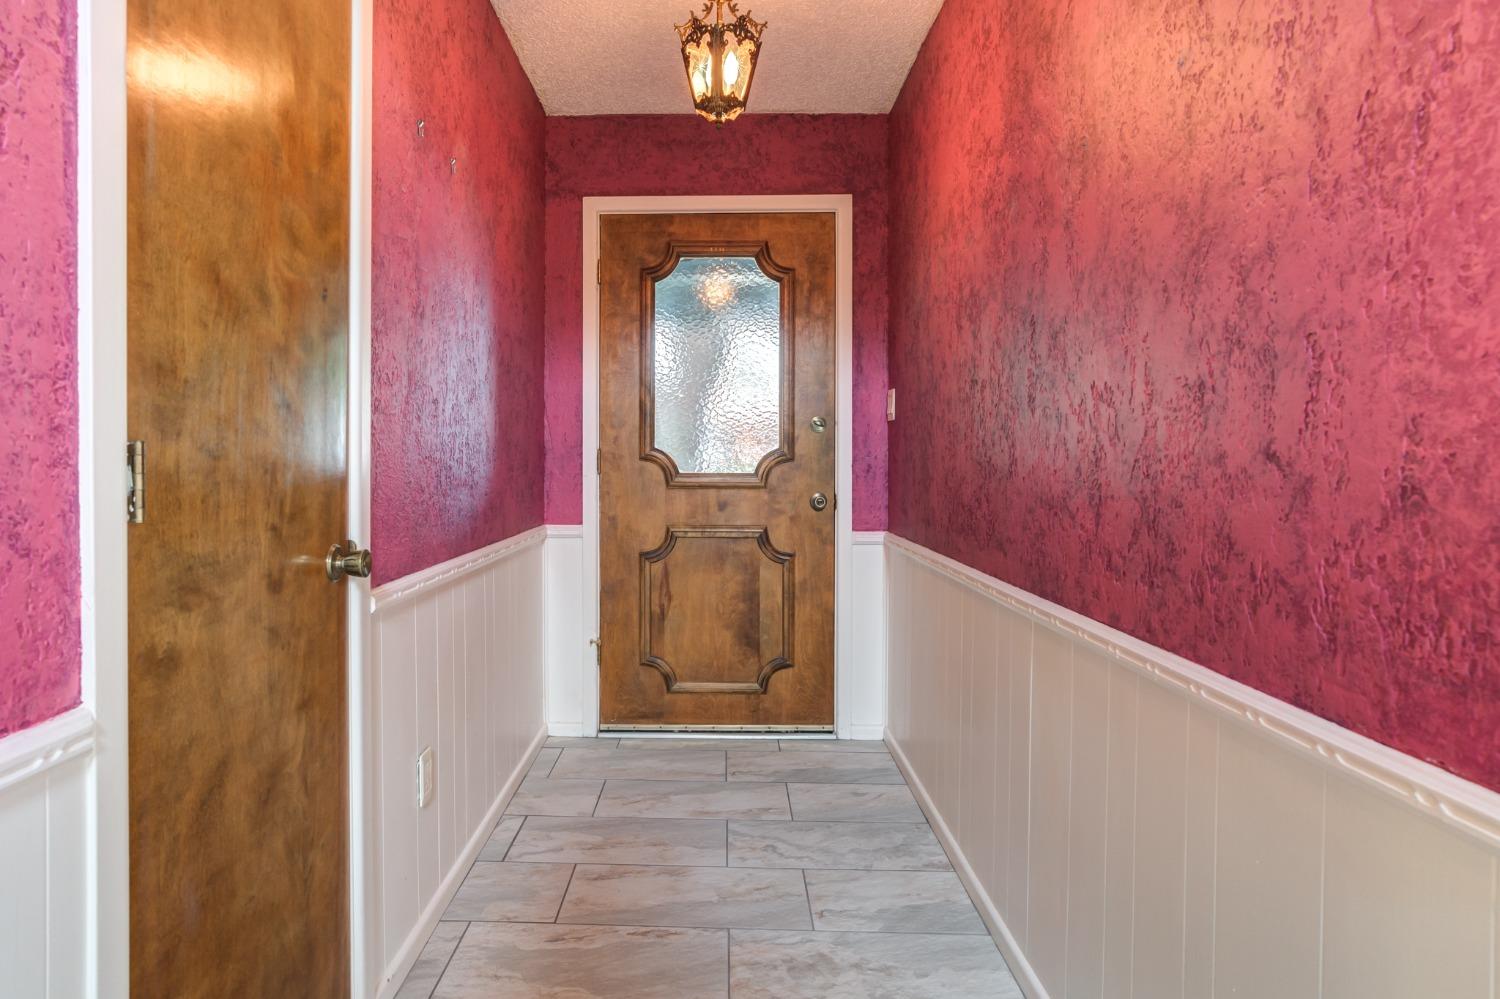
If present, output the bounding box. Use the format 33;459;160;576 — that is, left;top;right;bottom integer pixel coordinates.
426;920;470;999
432;916;995;937
499;814;528;862
552;863;579;923
801;868;817;932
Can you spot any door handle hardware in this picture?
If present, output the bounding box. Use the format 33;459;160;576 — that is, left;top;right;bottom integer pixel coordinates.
810;416;827;433
809;492;829;512
126;440;146;524
326;541;373;581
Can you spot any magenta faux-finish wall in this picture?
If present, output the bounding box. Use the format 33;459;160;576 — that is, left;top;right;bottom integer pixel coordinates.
889;0;1500;789
0;0;81;738
371;0;546;584
543;115;890;530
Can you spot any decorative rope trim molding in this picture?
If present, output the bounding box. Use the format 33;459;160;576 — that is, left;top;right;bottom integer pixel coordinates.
886;533;1500;850
0;705;97;794
371;526;547;613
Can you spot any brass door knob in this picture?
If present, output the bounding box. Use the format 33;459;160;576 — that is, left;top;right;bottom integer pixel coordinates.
326;541;373;581
809;492;829;512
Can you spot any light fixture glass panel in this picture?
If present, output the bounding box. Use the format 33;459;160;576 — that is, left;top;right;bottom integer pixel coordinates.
653;256;781;475
685;38;713;100
727;36;756;100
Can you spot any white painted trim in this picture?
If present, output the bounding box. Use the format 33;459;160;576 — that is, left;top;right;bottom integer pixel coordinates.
545;524;584;540
347;0;376;987
370;527;548;612
78;0;130;990
375;727;546;999
580;195;857;736
887;533;1500;849
887;733;1049;999
0;708;97;796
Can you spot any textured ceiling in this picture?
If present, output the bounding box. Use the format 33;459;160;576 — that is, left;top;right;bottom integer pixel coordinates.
488;0;946;116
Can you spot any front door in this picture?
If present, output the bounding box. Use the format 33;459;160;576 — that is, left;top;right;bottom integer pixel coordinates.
126;0;352;990
599;212;836;729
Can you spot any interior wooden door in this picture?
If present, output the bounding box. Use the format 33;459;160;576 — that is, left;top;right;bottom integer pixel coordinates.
599;213;836;729
126;0;351;991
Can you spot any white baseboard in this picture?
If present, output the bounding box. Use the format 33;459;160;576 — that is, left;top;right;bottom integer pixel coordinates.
887;732;1048;999
376;726;545;999
887;533;1500;998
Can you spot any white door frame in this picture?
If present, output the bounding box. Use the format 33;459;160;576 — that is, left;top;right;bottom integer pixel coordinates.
79;0;130;992
580;195;857;737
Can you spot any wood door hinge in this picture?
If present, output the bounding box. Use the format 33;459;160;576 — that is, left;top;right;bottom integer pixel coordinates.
596;260;602;285
596;448;602;475
589;637;601;667
126;440;146;524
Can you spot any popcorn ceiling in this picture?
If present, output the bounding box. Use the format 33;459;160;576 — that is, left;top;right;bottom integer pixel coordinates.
489;0;944;116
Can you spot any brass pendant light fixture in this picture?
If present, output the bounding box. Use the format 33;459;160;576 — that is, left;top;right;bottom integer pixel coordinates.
676;0;766;124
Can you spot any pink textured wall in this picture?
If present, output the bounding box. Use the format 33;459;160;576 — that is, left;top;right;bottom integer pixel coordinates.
544;115;889;529
0;0;81;737
372;0;546;583
889;0;1500;788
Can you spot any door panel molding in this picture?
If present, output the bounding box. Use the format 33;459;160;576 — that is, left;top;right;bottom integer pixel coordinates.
638;526;795;695
580;195;856;738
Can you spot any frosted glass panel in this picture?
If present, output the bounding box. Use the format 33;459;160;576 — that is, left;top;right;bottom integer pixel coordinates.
653;256;782;475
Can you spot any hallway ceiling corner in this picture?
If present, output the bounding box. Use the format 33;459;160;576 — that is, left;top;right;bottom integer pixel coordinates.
488;0;945;116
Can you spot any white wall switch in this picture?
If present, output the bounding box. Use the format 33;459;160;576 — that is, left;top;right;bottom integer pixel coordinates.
417;747;435;808
886;388;896;422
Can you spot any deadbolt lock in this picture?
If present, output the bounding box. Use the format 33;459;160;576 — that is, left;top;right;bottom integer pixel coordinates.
326;540;373;581
809;492;829;512
810;416;827;433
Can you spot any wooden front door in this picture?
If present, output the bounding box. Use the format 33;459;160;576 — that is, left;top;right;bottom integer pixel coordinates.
126;0;352;990
599;213;836;730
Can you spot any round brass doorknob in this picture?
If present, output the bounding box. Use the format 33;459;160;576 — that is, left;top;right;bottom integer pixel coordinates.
326;541;373;581
809;492;829;512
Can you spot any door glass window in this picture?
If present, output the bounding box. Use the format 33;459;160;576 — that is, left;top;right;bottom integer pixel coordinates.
652;256;782;476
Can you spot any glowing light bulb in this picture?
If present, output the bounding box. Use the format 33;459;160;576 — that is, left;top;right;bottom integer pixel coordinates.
723;49;740;88
697;267;737;309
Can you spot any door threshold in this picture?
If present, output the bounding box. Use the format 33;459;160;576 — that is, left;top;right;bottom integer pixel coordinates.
600;724;835;734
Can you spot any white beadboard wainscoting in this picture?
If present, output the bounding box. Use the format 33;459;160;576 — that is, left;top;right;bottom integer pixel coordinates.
0;707;94;998
366;527;547;998
844;530;888;739
541;526;887;738
886;534;1500;999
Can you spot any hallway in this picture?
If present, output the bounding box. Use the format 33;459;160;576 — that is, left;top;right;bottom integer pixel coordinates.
394;737;1021;998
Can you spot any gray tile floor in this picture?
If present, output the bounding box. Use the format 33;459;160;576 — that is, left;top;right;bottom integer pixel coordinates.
395;737;1023;998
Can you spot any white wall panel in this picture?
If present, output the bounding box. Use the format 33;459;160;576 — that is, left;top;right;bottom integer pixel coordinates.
0;708;94;999
846;533;888;739
368;528;547;998
886;534;1500;999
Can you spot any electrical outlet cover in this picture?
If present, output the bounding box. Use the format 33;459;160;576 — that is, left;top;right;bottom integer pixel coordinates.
417;747;435;808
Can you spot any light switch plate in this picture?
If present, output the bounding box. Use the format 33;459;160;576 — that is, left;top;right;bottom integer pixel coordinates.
886;388;896;422
417;747;435;808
